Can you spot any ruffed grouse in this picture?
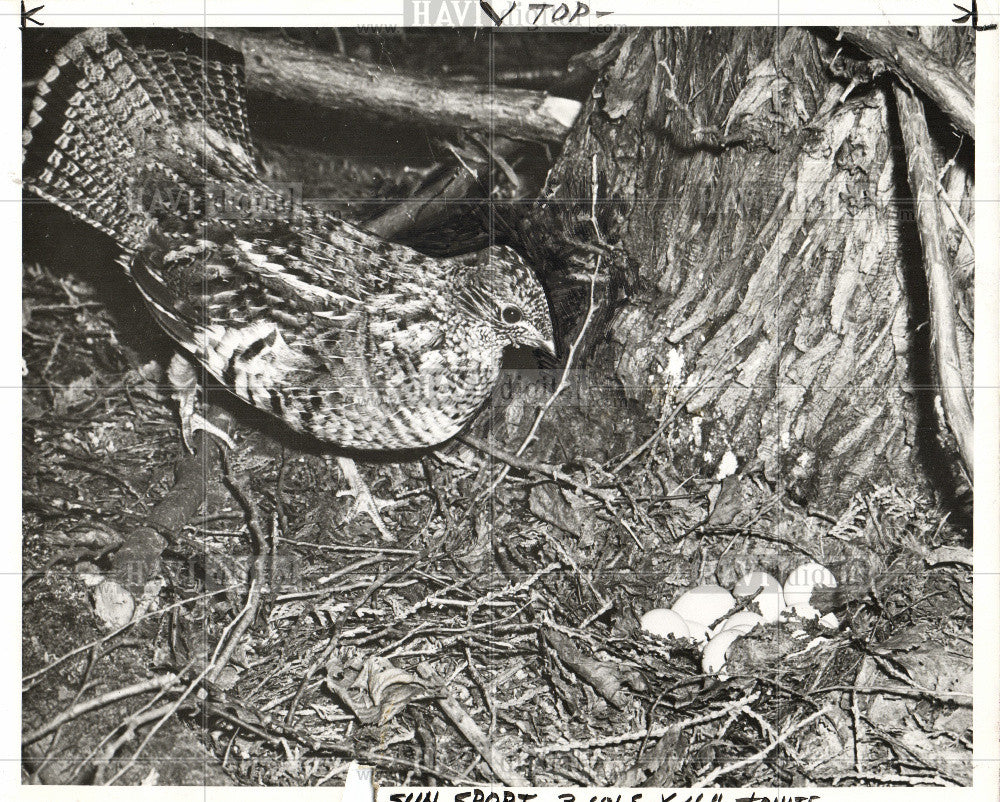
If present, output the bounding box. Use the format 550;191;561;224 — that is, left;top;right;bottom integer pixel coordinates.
23;29;555;533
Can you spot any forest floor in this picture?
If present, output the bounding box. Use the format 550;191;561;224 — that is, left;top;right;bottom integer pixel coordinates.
21;28;973;788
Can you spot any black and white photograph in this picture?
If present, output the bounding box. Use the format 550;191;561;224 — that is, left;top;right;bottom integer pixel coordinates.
12;1;998;794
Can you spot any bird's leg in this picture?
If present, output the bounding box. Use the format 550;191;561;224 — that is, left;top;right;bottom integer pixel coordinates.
330;456;396;541
167;353;236;453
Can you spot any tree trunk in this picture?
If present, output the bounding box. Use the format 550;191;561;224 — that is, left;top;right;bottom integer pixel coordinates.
537;27;974;511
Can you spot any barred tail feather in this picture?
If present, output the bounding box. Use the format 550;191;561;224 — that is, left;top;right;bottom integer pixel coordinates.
23;28;259;250
24;29;149;245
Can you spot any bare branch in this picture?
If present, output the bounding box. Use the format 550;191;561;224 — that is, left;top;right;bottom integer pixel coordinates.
194;28;580;144
698;704;837;785
838;27;974;138
22;674;181;746
458;433;615;505
365;137;522;239
415;662;530;786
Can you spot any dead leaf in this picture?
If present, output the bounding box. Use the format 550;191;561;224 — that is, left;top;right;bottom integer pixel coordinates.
529;484;599;546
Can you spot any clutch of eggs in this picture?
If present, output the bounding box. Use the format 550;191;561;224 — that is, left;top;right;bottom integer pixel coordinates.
639;562;839;675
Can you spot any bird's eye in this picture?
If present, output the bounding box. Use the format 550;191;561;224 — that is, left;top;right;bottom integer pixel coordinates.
501;305;523;325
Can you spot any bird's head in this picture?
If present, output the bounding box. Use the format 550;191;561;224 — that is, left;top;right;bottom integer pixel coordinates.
456;246;556;357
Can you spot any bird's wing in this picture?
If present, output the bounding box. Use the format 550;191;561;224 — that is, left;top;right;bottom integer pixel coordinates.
130;219;451;426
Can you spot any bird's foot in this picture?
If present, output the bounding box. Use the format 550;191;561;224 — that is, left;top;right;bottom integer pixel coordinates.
180;409;237;454
169;353;236;454
333;456;399;540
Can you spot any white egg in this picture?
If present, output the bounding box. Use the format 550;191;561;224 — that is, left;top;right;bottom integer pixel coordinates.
732;571;785;622
782;562;838;619
702;628;744;675
720;610;764;634
670;584;736;628
687;620;712;645
640;608;691;640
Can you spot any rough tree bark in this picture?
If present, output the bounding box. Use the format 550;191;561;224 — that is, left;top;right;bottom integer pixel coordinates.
536;27;974;511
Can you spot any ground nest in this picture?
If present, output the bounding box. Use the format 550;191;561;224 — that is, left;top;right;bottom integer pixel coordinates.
22;256;972;787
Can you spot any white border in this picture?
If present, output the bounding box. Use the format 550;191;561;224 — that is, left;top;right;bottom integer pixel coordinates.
4;1;998;799
972;0;1000;796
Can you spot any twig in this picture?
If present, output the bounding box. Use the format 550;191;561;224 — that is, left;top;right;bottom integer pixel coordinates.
477;154;606;498
458;434;615;506
416;663;530;785
812;771;950;786
22;588;232;686
515;158;605;456
277;538;418;555
697;704;836;785
30;648;102;782
213;694;472;784
936;177;975;257
220;449;268;553
50;445;142;497
539;527;608;606
22;674;181;746
193;455;271;687
542;692;761;755
610;384;700;475
99;612;252;785
743;707;809;771
86;659;199;783
365;137;522;239
925;545;973;567
97;458;271;783
284;557;419;724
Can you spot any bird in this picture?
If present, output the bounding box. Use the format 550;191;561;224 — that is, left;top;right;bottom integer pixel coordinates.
23;28;556;534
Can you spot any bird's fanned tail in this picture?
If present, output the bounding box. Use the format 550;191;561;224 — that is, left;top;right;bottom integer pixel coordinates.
23;27;259;251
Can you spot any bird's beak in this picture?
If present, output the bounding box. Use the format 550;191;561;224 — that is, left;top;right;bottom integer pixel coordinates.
525;334;556;356
518;324;556;356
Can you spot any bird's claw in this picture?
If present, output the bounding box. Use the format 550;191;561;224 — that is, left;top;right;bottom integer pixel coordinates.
170;353;236;454
333;456;398;540
337;487;395;540
180;410;237;453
